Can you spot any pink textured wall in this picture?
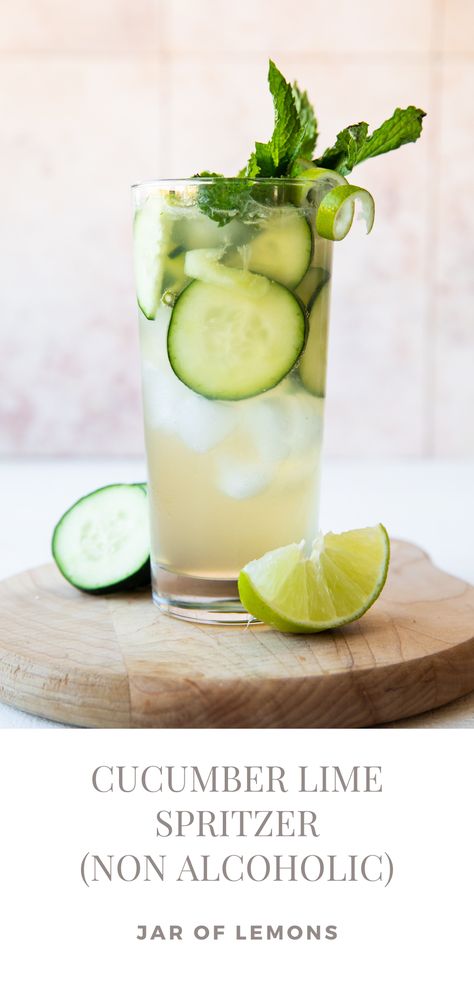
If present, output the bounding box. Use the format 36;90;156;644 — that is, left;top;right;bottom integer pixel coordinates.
1;0;473;456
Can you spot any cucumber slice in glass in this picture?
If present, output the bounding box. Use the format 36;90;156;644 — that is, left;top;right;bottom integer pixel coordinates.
299;281;331;397
52;484;150;594
173;214;248;251
294;266;330;310
133;195;173;319
226;206;312;288
162;249;187;295
184;247;268;297
168;278;306;401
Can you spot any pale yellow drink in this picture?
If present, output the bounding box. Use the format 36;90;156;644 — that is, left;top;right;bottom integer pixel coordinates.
141;310;324;578
133;179;332;622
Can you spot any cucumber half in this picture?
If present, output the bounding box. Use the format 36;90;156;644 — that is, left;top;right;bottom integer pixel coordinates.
227;207;312;289
168;278;306;400
298;281;331;398
52;484;150;594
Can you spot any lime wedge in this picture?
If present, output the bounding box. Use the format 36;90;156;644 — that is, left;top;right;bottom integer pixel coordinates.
238;524;390;632
316;184;375;240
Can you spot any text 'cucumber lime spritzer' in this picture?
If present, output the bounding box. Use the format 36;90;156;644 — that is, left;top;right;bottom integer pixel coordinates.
132;61;425;623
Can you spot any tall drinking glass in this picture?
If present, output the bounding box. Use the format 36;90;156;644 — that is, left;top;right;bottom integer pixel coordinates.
132;177;332;623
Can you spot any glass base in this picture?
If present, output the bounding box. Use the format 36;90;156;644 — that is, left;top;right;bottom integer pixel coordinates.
152;564;256;625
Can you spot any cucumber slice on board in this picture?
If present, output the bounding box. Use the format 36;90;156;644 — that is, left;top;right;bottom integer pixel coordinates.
227;207;312;288
298;281;331;397
52;484;150;594
133;196;173;319
168;278;306;401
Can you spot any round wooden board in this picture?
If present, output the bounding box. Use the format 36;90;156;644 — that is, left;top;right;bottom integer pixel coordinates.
0;540;473;728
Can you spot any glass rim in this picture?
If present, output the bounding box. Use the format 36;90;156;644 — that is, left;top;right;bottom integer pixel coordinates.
132;176;315;191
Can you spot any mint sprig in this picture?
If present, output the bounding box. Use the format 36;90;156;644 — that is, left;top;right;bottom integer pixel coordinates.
246;60;318;178
315;106;426;176
195;61;425;224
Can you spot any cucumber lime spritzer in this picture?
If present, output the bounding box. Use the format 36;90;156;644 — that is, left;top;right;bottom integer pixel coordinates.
132;61;425;622
133;178;332;621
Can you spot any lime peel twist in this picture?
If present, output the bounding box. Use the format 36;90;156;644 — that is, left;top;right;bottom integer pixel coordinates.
296;166;375;241
316;184;375;241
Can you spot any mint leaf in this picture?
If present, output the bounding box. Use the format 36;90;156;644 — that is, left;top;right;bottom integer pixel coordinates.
315;106;425;175
292;81;318;159
246;60;318;178
314;123;369;174
194;172;251;226
241;153;260;179
355;106;426;161
253;139;275;176
194;171;223;180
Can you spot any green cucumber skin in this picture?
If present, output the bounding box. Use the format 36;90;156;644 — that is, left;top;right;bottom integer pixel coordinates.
297;216;313;288
169;367;303;403
298;281;331;398
133;210;159;321
138;300;153;320
72;559;151;597
256;214;312;289
51;483;150;595
229;212;313;290
168;244;185;259
167;278;307;402
294;267;330;314
306;269;330;312
137;248;187;317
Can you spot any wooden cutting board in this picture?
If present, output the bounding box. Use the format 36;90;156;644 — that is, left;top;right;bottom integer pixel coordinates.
0;540;473;728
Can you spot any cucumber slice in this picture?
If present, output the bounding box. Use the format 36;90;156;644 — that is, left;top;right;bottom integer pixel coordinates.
299;281;331;397
184;248;268;297
294;266;330;310
173;213;247;251
168;278;306;401
133;196;173;320
162;249;187;295
52;484;150;594
227;207;312;288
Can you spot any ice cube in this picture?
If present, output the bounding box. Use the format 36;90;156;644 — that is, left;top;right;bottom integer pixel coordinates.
142;312;237;450
244;387;323;462
248;395;293;462
142;364;183;432
143;366;236;450
216;457;273;500
285;392;324;455
139;305;172;368
177;393;237;453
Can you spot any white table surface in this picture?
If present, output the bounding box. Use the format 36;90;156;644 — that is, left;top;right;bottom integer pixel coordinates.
0;457;473;729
